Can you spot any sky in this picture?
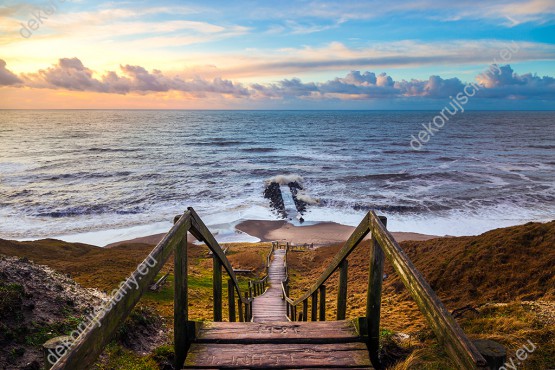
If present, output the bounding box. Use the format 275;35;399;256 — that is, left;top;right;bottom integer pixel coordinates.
0;0;554;109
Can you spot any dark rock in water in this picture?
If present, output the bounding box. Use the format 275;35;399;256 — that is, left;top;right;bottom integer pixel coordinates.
288;181;307;214
264;182;286;218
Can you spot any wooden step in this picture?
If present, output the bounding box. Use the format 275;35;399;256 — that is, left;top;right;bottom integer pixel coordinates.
195;321;364;344
252;249;288;322
183;342;373;369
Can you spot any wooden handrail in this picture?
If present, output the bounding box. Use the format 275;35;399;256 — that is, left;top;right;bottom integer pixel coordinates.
281;211;489;369
51;208;254;370
51;207;492;370
247;240;275;298
289;214;370;306
368;211;487;369
187;207;252;307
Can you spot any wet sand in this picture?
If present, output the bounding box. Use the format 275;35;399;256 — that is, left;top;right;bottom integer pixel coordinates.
235;220;440;245
106;220;440;247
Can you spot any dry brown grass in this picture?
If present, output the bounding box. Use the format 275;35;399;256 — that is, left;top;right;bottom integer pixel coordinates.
0;239;271;323
1;220;553;368
287;221;555;368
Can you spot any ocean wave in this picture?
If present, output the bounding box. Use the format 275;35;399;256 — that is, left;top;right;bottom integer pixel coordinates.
0;110;553;241
35;206;143;218
45;171;133;181
88;147;140;153
241;147;277;153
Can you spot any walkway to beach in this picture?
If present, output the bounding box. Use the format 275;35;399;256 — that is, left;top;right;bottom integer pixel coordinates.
252;248;288;322
183;247;372;368
65;209;486;370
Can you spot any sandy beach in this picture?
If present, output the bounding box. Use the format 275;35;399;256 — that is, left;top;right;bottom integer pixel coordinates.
106;220;439;248
235;220;439;245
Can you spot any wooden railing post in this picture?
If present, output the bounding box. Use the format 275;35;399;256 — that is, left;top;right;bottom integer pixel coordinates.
238;300;244;322
174;231;189;369
227;279;236;322
311;291;318;321
244;292;251;321
367;216;386;367
303;299;308;322
285;284;291;318
337;260;348;320
319;285;326;321
213;256;222;322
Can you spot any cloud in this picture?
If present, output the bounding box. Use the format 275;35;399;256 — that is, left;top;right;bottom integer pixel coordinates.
476;64;555;99
22;58;249;97
7;58;555;102
218;40;555;79
254;0;555;26
318;71;398;97
396;75;466;98
0;59;21;85
251;78;318;98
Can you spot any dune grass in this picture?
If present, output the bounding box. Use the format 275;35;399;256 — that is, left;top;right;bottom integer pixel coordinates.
286;221;555;369
2;221;553;369
0;238;271;369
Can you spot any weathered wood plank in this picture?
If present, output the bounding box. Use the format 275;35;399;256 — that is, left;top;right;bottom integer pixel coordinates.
252;249;288;322
195;321;363;344
319;285;326;321
183;342;372;369
227;279;236;322
337;260;348;320
369;211;487;369
366;216;386;367
311;291;318;321
174;226;189;369
213;256;222;322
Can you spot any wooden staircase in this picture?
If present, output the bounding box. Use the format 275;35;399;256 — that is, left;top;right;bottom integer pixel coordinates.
251;248;287;322
184;321;372;369
183;247;372;368
51;208;501;370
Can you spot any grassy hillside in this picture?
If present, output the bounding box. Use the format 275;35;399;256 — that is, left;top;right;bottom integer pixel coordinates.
286;221;555;369
0;239;271;369
1;221;553;369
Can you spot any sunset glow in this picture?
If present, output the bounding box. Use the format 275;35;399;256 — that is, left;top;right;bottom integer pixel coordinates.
1;0;554;109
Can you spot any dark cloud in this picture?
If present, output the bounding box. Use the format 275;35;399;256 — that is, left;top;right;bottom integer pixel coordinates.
476;64;555;99
6;59;555;101
318;71;398;97
0;59;22;86
23;57;248;97
34;57;106;91
396;75;466;98
251;78;318;98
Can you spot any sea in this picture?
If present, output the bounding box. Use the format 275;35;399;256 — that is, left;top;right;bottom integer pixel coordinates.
0;110;553;246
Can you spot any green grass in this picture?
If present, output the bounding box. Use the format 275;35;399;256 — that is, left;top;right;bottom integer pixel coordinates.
94;343;160;370
0;281;25;318
24;316;83;346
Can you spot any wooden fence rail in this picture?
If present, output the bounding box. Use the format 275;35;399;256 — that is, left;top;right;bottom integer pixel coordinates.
48;208;498;370
51;207;255;370
280;211;490;370
247;241;275;299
